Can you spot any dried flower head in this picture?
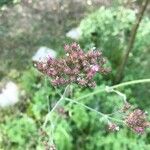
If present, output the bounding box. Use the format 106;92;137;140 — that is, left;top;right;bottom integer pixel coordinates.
56;107;69;118
125;109;150;134
107;122;120;132
34;43;109;87
122;102;131;112
49;144;56;150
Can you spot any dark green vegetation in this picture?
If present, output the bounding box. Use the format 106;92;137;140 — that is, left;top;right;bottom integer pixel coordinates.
0;1;150;150
0;0;13;6
79;7;150;79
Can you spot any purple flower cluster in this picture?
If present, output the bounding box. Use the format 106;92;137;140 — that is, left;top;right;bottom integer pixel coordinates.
106;103;150;134
35;43;109;87
125;109;150;134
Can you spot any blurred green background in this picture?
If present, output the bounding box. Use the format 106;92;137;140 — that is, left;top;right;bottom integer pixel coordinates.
0;0;150;149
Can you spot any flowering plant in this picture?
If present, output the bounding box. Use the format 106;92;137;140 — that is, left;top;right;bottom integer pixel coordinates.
34;43;150;149
35;43;109;87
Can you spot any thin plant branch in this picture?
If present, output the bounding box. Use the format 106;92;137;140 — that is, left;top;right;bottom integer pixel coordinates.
42;85;70;128
42;78;150;131
77;78;150;101
106;86;127;103
65;97;125;124
115;0;149;83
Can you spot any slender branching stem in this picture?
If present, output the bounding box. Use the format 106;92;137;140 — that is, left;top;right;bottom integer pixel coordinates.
42;78;150;129
65;97;124;124
115;0;149;83
77;79;150;101
42;85;69;128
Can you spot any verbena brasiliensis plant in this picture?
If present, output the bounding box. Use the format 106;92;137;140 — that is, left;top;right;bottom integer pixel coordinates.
34;43;150;150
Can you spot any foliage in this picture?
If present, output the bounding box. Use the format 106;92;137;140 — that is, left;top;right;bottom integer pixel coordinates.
0;68;150;149
0;0;20;6
0;0;13;6
0;115;38;150
79;7;150;75
0;5;150;150
79;7;133;67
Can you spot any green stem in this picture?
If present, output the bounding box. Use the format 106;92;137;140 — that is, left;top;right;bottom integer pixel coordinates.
42;85;69;128
112;78;150;88
65;98;105;116
77;79;150;101
43;79;150;128
42;96;64;128
65;98;124;124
